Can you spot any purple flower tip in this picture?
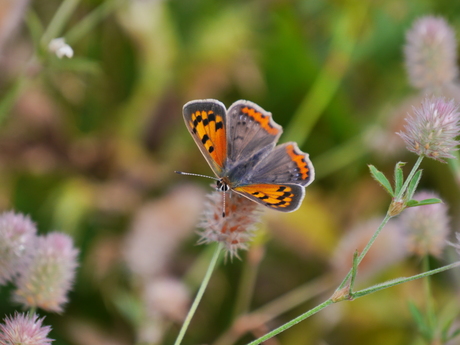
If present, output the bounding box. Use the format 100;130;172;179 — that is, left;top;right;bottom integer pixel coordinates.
0;312;53;345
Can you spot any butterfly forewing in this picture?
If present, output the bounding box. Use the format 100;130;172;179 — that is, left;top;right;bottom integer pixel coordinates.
226;100;282;166
233;183;305;212
183;100;227;175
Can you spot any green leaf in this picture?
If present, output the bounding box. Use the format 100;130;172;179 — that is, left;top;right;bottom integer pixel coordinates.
405;170;422;201
368;165;393;196
408;301;431;341
394;162;405;196
406;198;443;208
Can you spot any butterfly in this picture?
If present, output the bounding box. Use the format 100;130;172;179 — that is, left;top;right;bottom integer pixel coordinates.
178;99;315;215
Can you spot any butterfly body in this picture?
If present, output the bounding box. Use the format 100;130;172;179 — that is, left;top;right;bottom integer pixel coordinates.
183;99;314;212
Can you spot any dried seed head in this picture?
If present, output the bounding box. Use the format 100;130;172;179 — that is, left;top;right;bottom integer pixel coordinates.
404;16;458;90
198;190;262;258
397;97;460;162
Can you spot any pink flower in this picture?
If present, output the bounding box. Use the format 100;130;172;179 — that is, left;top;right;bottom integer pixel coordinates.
0;212;36;285
14;232;79;313
0;312;52;345
404;16;458;90
397;97;460;162
399;191;450;257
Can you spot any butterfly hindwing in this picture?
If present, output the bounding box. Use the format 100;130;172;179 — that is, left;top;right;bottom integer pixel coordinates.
183;100;227;175
226;100;282;166
233;183;305;212
245;142;314;187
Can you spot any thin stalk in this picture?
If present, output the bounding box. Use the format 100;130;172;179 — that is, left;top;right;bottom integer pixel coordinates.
174;243;223;345
246;299;334;345
423;255;437;331
337;213;392;290
247;262;460;345
41;0;80;46
337;155;425;291
352;261;460;299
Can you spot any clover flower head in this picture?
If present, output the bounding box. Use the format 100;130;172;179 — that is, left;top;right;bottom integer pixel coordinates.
14;232;79;313
0;312;53;345
397;97;460;162
399;191;449;257
198;190;262;258
404;16;458;89
0;211;36;285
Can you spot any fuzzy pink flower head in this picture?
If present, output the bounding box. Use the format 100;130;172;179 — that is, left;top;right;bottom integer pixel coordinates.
397;97;460;162
198;190;262;258
14;232;79;313
404;16;458;89
399;191;450;257
0;211;37;285
0;312;52;345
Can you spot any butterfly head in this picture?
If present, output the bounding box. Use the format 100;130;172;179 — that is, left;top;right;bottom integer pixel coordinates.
216;178;230;192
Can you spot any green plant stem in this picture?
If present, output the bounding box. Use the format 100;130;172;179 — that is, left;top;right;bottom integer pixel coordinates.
65;0;124;44
336;213;392;291
41;0;80;46
246;299;334;345
247;261;460;345
423;255;437;331
337;155;425;291
28;306;37;317
174;243;223;345
352;261;460;299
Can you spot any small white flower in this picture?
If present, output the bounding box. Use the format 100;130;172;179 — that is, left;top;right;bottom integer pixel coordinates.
48;38;74;59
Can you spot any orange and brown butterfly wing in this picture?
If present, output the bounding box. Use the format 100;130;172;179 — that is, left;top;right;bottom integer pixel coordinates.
233;183;305;212
183;100;227;176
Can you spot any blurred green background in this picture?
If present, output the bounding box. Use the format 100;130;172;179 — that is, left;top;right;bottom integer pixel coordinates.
1;0;460;344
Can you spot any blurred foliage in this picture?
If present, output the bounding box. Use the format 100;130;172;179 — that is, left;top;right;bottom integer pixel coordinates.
1;0;460;344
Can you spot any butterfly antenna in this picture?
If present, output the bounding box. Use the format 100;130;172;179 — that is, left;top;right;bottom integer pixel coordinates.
222;190;226;218
174;171;220;181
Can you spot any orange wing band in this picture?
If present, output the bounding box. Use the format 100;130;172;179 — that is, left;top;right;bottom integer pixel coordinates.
286;144;310;180
189;110;226;168
241;107;280;136
234;184;295;209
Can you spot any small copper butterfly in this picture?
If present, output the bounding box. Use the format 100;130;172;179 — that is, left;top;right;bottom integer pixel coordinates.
178;99;315;213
